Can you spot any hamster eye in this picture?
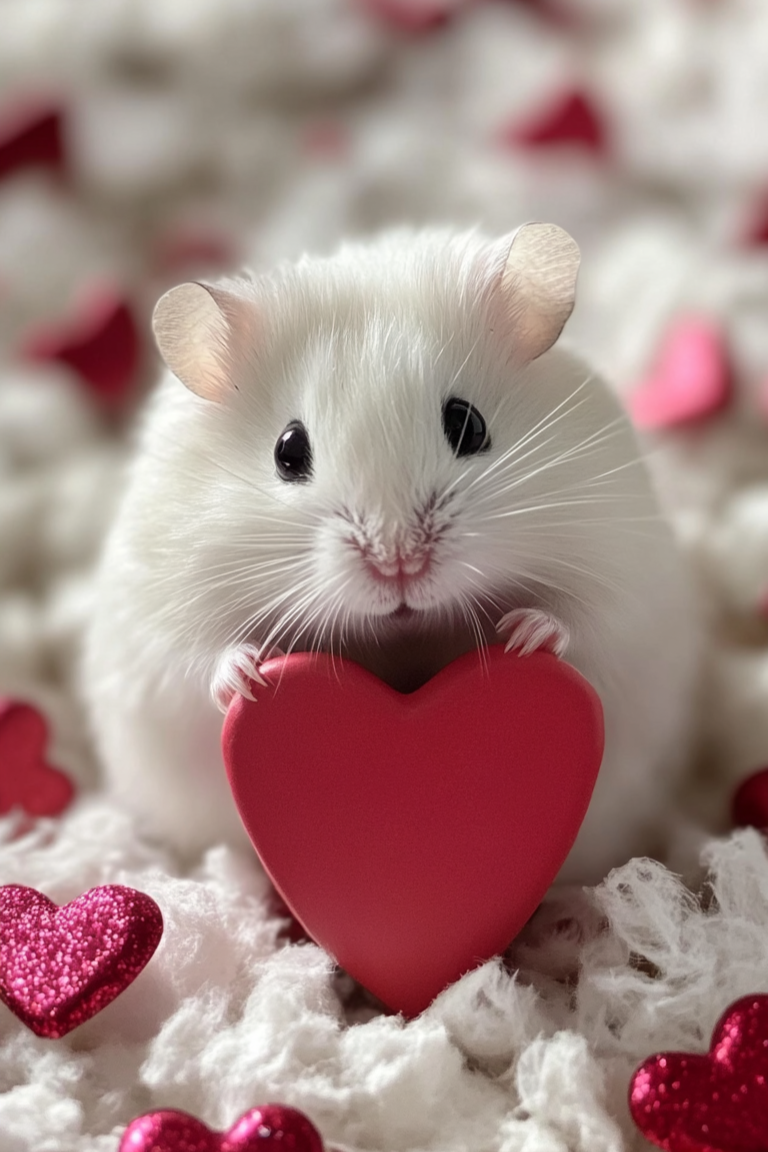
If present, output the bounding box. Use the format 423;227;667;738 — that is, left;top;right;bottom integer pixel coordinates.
442;398;490;457
275;421;312;482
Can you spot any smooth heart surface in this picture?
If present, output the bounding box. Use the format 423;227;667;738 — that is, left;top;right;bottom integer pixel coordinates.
629;317;732;430
0;699;75;818
732;767;768;831
630;995;768;1152
120;1105;325;1152
0;884;163;1037
223;646;604;1017
21;283;141;407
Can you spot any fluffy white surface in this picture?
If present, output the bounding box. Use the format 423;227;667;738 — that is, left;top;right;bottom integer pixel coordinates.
1;1;768;1150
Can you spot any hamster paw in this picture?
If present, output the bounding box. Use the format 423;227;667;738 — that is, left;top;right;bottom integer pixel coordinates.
211;644;283;714
496;608;570;658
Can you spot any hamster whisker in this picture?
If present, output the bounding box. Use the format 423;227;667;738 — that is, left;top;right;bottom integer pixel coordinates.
469;390;592;494
470;423;643;509
455;595;491;672
445;331;485;395
477;495;654;522
172;449;324;522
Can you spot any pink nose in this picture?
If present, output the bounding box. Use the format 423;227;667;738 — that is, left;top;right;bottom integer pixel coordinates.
365;551;431;583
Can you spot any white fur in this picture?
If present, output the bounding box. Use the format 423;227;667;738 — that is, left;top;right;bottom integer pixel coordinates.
83;229;699;879
1;1;768;1149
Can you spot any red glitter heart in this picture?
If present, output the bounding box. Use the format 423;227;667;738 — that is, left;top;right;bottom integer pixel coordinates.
501;89;607;155
0;700;74;819
732;768;768;831
0;884;163;1038
629;994;768;1152
120;1104;325;1152
223;646;603;1017
629;317;732;431
20;283;141;407
0;97;65;183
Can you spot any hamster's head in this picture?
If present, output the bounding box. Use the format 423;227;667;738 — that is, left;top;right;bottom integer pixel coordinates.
152;225;639;689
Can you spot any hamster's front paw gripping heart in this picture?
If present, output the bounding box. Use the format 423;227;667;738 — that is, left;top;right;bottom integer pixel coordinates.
496;609;570;659
211;645;280;713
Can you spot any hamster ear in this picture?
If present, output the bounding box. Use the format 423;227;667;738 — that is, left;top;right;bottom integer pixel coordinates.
152;282;252;402
496;223;581;362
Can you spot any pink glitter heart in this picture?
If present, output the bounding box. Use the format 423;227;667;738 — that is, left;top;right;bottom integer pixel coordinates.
629;317;732;431
630;995;768;1152
0;699;75;819
120;1104;325;1152
0;884;163;1038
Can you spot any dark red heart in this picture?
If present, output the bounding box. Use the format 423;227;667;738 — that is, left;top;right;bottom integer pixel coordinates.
0;884;163;1037
0;700;74;819
20;284;141;407
501;89;608;155
0;98;65;183
630;995;768;1152
732;768;768;831
223;646;603;1017
120;1104;324;1152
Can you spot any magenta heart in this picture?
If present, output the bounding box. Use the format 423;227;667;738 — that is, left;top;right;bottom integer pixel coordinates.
629;317;732;430
501;89;607;155
223;647;603;1017
0;884;163;1037
0;699;74;819
120;1104;325;1152
630;995;768;1152
20;283;141;407
0;97;65;183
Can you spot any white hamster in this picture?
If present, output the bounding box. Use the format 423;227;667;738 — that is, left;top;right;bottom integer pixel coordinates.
83;224;699;882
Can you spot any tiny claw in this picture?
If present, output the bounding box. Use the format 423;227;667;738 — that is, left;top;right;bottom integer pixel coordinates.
496;608;570;659
211;643;273;713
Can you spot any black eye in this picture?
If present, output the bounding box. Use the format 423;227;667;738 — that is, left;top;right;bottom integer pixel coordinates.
275;421;312;482
442;398;489;457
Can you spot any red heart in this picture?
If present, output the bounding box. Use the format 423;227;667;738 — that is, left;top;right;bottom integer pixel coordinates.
0;98;65;183
741;193;768;248
20;283;141;407
120;1104;324;1152
732;767;768;831
501;89;607;155
0;700;74;818
223;646;603;1017
629;995;768;1152
629;317;732;431
759;377;768;427
356;0;457;33
0;884;163;1037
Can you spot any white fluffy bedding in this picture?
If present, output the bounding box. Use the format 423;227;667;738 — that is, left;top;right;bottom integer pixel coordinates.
2;2;768;1149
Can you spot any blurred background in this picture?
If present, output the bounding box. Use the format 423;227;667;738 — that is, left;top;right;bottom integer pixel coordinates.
1;0;767;824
